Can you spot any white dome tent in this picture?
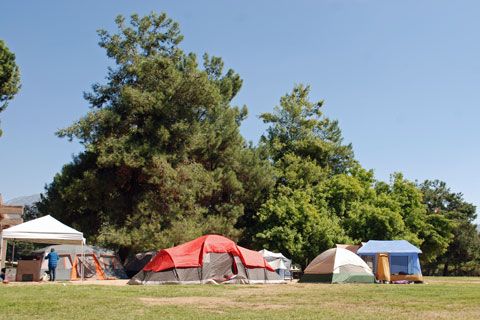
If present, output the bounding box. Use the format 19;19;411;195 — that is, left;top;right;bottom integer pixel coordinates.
300;248;375;283
259;249;292;279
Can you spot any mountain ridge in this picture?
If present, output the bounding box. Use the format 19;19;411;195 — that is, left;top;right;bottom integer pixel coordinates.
4;194;42;206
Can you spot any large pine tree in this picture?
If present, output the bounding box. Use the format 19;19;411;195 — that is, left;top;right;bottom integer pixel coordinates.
37;12;273;259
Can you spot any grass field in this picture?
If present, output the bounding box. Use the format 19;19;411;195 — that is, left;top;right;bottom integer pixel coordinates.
1;277;479;319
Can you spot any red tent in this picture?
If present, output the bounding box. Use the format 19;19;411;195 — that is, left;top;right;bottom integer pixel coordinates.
129;235;283;285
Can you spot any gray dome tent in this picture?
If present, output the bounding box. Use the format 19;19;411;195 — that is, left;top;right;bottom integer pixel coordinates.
124;250;158;278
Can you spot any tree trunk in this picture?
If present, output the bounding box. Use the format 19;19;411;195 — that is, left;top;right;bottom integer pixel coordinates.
443;260;449;276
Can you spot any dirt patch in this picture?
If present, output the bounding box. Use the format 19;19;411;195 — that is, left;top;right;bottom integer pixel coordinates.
139;296;291;311
426;277;480;284
4;279;129;286
67;279;129;286
141;296;232;306
2;281;47;286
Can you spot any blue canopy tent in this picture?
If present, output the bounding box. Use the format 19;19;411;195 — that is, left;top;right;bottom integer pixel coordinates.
357;240;423;283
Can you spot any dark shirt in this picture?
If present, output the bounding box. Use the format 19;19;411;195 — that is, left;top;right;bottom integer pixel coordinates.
45;252;60;267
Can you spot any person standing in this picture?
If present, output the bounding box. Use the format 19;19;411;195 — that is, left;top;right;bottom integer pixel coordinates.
45;248;59;281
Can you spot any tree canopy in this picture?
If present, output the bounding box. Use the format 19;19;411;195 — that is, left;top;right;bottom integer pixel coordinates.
419;180;479;275
0;39;21;136
37;12;273;259
253;85;354;267
35;11;478;274
252;85;456;269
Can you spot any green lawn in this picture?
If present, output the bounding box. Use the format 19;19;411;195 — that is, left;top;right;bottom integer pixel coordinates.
1;277;479;319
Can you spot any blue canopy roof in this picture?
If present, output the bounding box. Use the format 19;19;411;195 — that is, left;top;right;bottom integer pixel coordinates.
357;240;422;254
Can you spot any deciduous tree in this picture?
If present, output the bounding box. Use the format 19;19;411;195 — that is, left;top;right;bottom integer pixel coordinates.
419;180;478;275
253;85;352;267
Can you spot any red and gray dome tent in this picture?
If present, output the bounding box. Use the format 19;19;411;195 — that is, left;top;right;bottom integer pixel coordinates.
128;235;284;285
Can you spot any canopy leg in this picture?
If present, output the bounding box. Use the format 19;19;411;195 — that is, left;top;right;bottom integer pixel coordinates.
11;241;15;264
0;237;7;269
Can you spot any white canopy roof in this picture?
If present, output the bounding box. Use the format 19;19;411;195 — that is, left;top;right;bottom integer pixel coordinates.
1;215;85;245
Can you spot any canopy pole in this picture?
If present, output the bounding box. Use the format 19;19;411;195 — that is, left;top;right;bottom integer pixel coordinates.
11;241;15;264
264;263;267;284
81;239;84;282
0;233;5;269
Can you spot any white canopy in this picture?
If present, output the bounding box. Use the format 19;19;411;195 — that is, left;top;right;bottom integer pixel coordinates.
0;215;86;278
1;215;85;245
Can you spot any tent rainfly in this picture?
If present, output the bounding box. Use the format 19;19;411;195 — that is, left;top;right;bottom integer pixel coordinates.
335;243;364;254
299;248;375;283
129;235;285;285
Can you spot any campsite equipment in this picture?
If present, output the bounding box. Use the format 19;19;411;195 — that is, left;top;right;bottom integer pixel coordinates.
0;215;86;280
32;244;127;281
16;259;43;281
259;249;292;279
124;250;158;278
357;240;423;283
299;248;375;283
128;235;285;285
377;253;391;282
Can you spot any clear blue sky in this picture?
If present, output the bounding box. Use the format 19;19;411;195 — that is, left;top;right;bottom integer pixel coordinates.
1;1;479;224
